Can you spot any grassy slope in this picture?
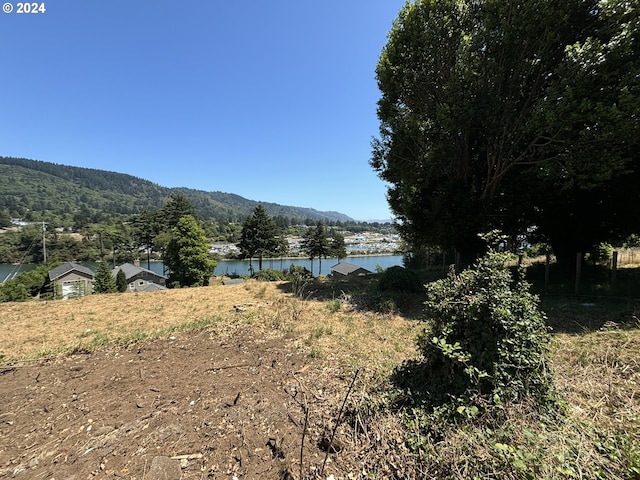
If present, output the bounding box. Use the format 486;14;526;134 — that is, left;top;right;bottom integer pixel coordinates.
1;276;638;478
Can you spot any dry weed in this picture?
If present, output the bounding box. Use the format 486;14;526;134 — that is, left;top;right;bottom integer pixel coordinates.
555;329;640;434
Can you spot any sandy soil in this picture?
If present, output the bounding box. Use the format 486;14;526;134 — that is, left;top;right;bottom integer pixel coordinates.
0;326;371;480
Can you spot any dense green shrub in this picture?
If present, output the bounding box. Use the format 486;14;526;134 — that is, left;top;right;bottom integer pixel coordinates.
0;264;52;302
253;268;286;281
287;264;312;280
378;265;423;293
414;245;558;419
287;264;313;297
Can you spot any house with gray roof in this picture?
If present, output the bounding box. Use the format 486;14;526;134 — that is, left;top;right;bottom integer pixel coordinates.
112;261;167;292
330;262;372;277
48;262;95;299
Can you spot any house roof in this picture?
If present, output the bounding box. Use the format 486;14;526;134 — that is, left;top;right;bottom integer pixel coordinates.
330;262;372;276
48;262;95;281
112;263;167;282
138;283;168;292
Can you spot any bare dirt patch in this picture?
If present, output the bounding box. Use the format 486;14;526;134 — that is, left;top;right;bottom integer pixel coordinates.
0;326;372;479
0;280;419;479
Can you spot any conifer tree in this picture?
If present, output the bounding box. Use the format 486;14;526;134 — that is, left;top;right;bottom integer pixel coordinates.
116;268;128;292
165;215;216;287
330;232;347;263
237;205;286;272
93;260;117;294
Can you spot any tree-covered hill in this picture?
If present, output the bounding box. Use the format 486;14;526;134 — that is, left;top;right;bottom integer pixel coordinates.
0;156;353;225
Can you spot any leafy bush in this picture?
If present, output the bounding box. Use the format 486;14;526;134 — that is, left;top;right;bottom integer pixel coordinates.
253;268;286;281
414;245;558;419
588;242;614;266
287;264;313;297
0;265;51;302
378;266;423;293
287;264;312;280
623;234;640;248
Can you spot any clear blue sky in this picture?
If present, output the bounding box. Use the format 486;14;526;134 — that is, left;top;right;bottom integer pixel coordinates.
0;1;405;221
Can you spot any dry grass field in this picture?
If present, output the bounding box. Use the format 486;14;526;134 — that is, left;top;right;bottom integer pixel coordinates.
1;276;639;478
0;278;418;369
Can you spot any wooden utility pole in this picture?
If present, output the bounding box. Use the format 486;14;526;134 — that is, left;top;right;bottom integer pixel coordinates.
42;222;47;263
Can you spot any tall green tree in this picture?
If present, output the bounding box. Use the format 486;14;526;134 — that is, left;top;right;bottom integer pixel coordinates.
133;194;196;269
133;209;162;269
165;215;216;287
160;193;195;229
301;223;331;276
237;205;286;272
0;209;11;229
93;260;117;294
371;0;639;266
330;232;347;263
524;0;640;264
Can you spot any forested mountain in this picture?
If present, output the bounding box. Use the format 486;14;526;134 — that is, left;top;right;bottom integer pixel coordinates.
0;156;353;225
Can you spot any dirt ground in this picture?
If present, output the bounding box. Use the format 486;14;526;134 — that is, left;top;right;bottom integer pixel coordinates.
0;326;372;480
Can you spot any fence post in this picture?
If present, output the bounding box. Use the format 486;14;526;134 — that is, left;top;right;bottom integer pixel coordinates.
575;252;582;295
611;251;618;290
442;251;446;276
545;253;550;293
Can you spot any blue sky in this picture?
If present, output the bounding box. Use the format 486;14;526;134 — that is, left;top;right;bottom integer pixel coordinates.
0;1;405;221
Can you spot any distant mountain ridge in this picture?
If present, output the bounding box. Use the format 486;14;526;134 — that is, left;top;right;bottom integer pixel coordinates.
0;156;354;223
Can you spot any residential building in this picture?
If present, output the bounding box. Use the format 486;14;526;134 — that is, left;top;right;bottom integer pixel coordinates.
330;262;372;277
48;262;95;299
112;261;167;292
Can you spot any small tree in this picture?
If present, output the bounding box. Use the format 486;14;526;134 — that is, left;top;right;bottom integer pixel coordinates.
116;268;128;292
93;260;117;294
165;215;216;287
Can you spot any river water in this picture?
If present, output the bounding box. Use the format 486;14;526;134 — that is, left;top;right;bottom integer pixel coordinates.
0;254;404;283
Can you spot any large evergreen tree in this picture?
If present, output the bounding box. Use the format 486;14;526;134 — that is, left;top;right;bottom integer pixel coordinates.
237;205;287;272
165;215;216;287
301;223;331;276
330;232;347;263
133;210;162;269
372;0;640;266
160;193;195;229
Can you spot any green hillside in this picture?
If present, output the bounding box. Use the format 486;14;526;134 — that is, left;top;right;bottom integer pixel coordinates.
0;156;353;225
